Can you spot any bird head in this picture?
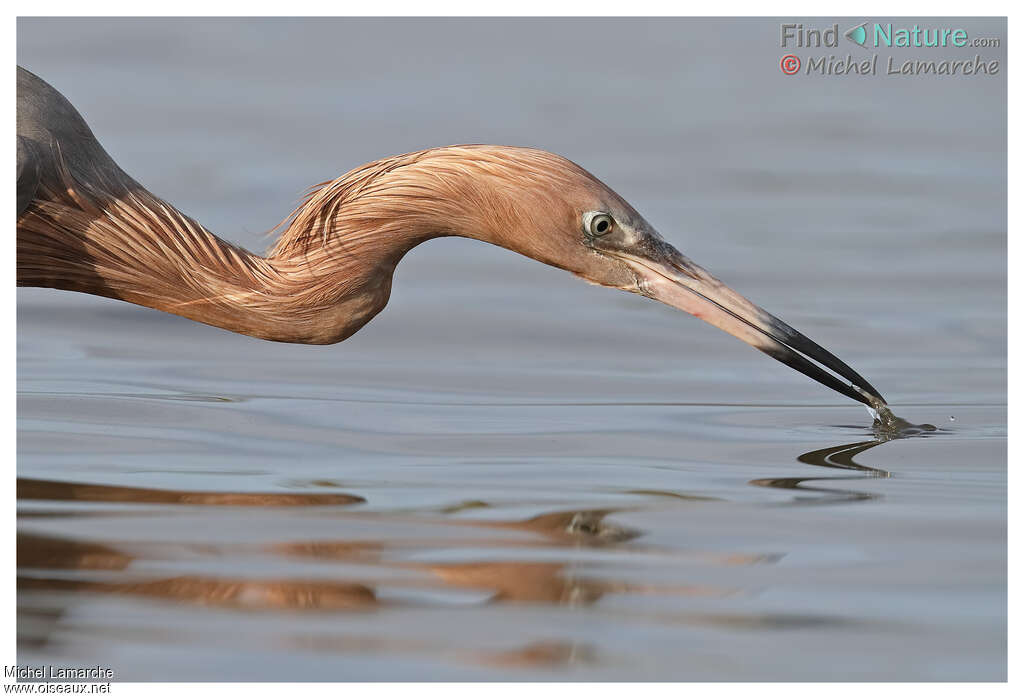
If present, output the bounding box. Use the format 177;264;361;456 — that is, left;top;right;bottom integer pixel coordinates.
278;144;886;407
434;146;885;407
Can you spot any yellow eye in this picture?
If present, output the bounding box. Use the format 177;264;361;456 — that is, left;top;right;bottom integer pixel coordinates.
585;212;614;237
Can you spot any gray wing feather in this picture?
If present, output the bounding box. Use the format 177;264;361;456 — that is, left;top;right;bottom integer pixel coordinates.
17;134;40;218
17;65;136;216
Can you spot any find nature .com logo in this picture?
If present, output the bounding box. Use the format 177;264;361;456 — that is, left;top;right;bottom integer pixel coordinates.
778;21;1001;77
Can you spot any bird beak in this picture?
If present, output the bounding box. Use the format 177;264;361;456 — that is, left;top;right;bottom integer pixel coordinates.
617;239;886;407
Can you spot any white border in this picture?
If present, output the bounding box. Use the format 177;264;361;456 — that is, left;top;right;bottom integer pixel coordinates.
7;4;1014;696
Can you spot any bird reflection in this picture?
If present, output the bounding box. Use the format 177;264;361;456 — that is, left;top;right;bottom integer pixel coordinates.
18;533;133;571
751;418;940;504
750;439;891;504
18;574;379;611
16;483;787;668
422;560;726;605
16;504;736;616
470;640;601;669
17;477;364;506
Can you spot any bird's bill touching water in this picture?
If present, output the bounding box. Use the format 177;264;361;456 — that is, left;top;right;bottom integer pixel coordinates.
614;240;886;408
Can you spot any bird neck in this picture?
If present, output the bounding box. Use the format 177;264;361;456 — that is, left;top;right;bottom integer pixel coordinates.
17;183;412;344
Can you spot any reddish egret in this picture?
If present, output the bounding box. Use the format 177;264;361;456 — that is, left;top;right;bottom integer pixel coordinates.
16;67;885;407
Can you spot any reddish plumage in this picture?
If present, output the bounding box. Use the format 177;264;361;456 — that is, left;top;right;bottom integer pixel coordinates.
17;66;885;407
18;144;633;344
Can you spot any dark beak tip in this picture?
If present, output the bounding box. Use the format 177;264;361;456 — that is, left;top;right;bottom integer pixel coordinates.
628;251;885;409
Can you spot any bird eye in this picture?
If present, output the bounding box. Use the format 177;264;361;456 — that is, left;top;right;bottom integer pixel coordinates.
584;212;614;238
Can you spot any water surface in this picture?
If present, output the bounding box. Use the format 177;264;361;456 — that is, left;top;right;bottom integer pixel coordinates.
17;18;1006;681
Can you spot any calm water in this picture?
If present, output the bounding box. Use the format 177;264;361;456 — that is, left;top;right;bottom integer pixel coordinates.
17;18;1006;681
